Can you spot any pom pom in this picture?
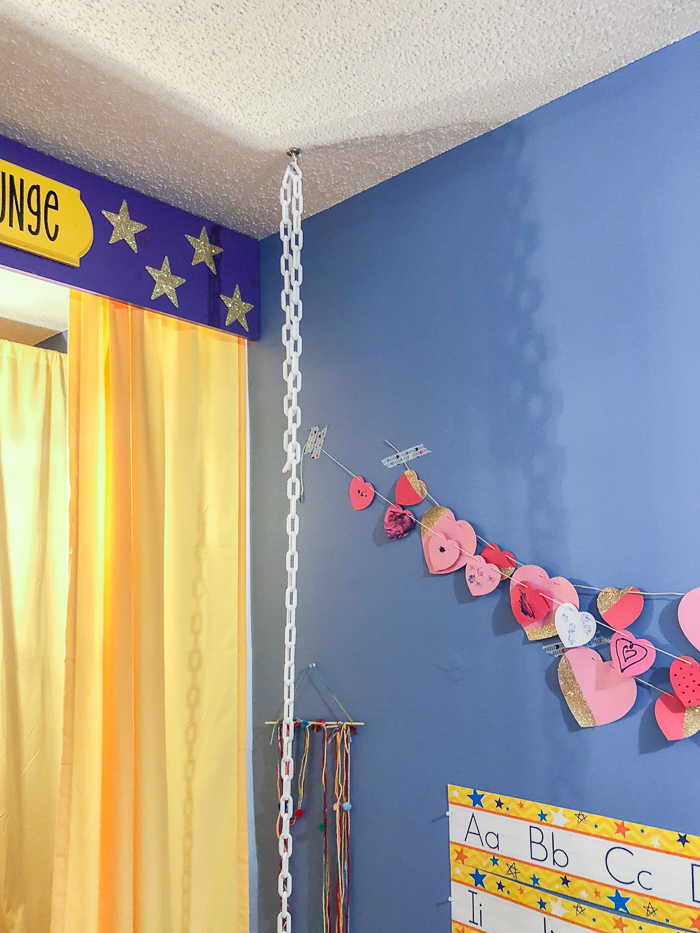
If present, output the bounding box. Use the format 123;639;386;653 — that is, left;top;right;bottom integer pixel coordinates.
384;503;416;540
295;808;303;818
318;822;325;832
342;802;352;811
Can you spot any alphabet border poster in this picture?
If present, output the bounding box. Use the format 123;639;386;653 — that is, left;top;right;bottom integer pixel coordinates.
448;784;700;932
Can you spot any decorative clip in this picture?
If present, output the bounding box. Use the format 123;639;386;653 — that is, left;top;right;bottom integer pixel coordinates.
381;443;431;468
304;426;328;459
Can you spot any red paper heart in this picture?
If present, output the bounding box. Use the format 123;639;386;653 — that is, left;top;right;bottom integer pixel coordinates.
348;476;374;511
427;532;461;572
669;656;700;708
610;631;656;678
597;587;644;630
395;469;427;507
655;692;700;741
480;543;517;579
510;581;551;625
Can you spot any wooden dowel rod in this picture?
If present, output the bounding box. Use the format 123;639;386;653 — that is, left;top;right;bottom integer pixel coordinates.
264;721;364;726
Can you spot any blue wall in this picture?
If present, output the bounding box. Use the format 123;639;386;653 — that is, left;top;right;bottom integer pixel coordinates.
250;30;700;933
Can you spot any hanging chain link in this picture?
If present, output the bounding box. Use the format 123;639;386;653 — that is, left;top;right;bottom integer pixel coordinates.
278;151;303;933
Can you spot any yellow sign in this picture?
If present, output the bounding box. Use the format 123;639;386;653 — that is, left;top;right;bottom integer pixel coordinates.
0;159;93;267
448;784;700;932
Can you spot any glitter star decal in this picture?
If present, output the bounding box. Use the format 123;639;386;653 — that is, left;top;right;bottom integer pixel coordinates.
102;200;147;253
146;257;186;308
221;285;253;332
185;226;223;273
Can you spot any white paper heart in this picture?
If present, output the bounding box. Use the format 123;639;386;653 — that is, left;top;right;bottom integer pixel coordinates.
555;602;597;648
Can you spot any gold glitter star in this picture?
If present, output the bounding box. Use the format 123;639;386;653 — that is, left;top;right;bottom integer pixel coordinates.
102;200;147;253
146;257;186;308
220;285;253;332
185;226;223;273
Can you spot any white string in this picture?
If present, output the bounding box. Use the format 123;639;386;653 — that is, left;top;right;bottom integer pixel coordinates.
320;446;694;673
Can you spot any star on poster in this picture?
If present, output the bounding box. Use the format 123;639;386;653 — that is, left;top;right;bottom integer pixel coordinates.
221;285;253;332
185;226;223;273
102;200;147;253
146;257;186;308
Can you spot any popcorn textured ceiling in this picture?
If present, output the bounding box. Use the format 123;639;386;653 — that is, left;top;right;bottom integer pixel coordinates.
0;0;699;239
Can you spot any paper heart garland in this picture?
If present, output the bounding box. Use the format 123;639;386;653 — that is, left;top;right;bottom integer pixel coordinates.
421;506;476;575
678;587;700;652
610;631;656;678
510;565;578;640
395;469;427;507
383;504;415;540
555;603;597;649
480;543;517;580
348;476;374;510
655;693;700;741
596;586;644;630
558;647;637;728
464;554;501;596
669;656;700;708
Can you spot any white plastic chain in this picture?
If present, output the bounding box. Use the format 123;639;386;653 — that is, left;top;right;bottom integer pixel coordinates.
278;149;303;933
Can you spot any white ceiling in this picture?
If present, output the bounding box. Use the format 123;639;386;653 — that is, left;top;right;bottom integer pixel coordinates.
0;1;699;239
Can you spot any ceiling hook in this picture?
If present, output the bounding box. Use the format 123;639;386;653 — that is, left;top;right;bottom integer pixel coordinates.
286;147;301;163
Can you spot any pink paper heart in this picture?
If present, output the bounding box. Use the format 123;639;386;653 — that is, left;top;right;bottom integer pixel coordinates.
655;692;700;741
610;631;656;678
427;532;461;572
348;476;374;511
559;647;637;727
421;507;476;575
678;587;700;652
510;565;578;640
464;554;501;596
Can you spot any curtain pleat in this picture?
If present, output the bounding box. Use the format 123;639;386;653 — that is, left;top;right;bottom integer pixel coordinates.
0;340;68;933
52;294;248;933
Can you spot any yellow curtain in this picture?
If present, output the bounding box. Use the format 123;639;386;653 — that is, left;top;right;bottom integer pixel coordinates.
52;295;248;933
0;341;67;933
